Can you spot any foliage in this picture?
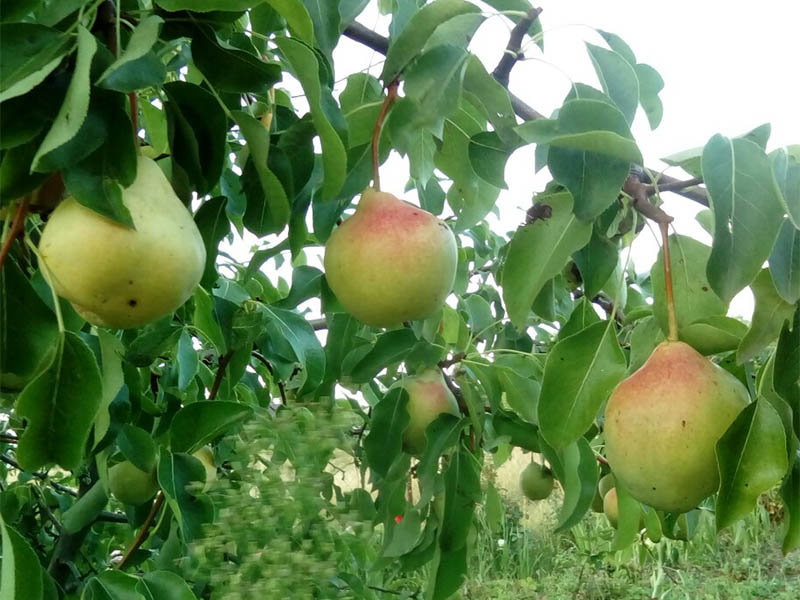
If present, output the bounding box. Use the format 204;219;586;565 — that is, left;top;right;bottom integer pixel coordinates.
0;1;799;599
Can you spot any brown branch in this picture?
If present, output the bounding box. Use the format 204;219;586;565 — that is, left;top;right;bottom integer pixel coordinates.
623;175;673;226
0;196;30;271
115;493;164;570
492;7;543;87
645;175;703;196
251;351;288;405
208;350;234;401
437;352;465;369
129;92;139;142
343;20;707;207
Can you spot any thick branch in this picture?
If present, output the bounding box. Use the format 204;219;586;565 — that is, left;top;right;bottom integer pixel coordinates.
343;20;707;207
491;7;543;87
645;175;703;196
623;175;673;226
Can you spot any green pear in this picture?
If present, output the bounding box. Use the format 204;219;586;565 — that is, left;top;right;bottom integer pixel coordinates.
38;155;206;329
519;462;554;501
604;340;749;513
193;446;216;491
323;189;457;328
591;472;616;512
401;369;460;456
108;461;158;506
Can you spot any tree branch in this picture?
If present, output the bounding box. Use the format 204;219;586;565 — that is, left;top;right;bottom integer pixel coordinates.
251;351;288;405
491;7;543;87
623;175;674;226
208;350;234;401
342;20;708;207
115;493;164;570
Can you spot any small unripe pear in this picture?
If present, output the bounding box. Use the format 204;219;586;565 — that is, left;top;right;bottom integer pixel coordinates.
108;461;158;506
591;472;616;512
38;155;206;329
519;462;554;501
193;446;216;491
401;369;460;456
323;189;457;327
604;341;749;513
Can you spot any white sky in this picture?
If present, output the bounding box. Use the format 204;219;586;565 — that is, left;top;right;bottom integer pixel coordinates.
226;1;800;323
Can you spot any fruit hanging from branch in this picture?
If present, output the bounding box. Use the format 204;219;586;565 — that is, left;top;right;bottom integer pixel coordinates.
603;339;750;513
519;461;554;501
400;369;460;456
108;460;159;506
38;155;206;329
323;189;457;328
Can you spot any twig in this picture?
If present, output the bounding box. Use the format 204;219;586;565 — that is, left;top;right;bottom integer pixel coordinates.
97;511;128;524
251;350;288;405
645;176;703;196
438;352;465;369
492;7;543;87
115;493;164;570
371;79;399;191
0;196;31;270
623;175;673;226
0;453;78;497
207;350;234;401
309;318;328;330
343;21;708;206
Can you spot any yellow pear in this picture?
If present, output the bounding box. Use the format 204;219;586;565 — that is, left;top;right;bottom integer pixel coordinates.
519;462;554;501
401;369;460;456
38;155;206;329
108;461;159;506
323;189;457;328
193;446;216;491
604;341;749;513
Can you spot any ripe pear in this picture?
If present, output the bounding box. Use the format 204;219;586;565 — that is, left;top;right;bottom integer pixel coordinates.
604;340;749;513
323;189;457;328
193;446;216;491
401;369;460;456
38;155;206;329
108;461;159;506
519;462;554;501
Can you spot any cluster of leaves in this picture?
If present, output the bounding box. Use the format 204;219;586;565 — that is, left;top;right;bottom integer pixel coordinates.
0;1;799;599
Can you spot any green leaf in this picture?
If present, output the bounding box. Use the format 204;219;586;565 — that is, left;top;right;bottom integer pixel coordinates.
416;414;464;505
61;480;109;534
170;401;253;453
16;332;102;471
610;483;643;550
572;226;618;299
264;0;314;43
780;456;800;554
118;424;157;473
156;0;266;10
585;43;639;124
468;130;518;189
544;437;597;532
0;259;59;390
716;399;788;530
635;63;664;129
0;514;44;600
235;111;291;235
82;569;144;600
363;388;408;478
538;321;626;448
772;148;800;228
192;286;227;353
94;330;125;451
769;219;800;304
163;81;228;195
0;23;71;102
462;55;518;141
191;28;281;94
300;0;340;60
651;234;727;344
31;26;96;172
138;571;197;600
348;329;418;383
381;0;480;83
177;330;200;392
702;135;786;303
125;320;183;367
193;196;229;288
97;16;164;89
558;296;601;341
158;451;213;541
403;43;469;126
501;191;592;327
274;37;346;201
680;316;747;356
738;270;796;362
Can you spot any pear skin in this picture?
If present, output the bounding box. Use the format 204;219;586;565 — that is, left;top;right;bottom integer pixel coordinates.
323;189;457;328
108;461;158;506
38;156;206;329
401;369;460;456
604;341;749;513
520;462;554;501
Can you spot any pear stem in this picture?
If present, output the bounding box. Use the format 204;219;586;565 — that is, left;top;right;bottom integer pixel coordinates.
371;79;399;191
0;195;30;271
660;221;679;341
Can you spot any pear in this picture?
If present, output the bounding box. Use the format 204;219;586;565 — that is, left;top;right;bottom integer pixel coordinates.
591;472;616;512
193;446;216;491
604;340;749;513
108;460;159;506
323;189;457;328
38;155;206;329
602;487;645;529
519;462;554;501
401;369;460;456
